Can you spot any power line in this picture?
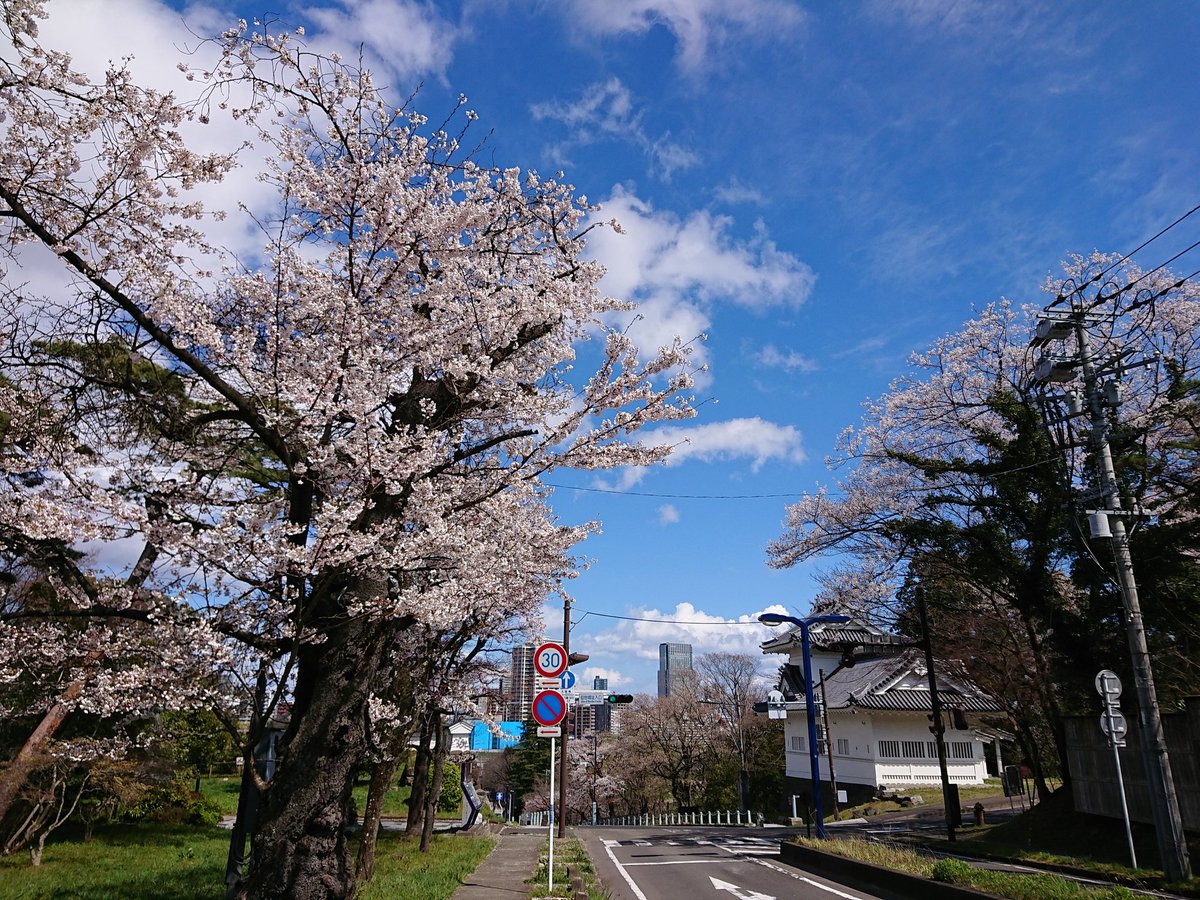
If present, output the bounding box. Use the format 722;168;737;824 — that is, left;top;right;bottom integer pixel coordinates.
1055;200;1200;305
574;609;767;626
544;481;806;500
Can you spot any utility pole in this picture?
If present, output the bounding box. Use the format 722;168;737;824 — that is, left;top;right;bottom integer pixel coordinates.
1032;296;1191;881
818;670;840;821
917;588;956;843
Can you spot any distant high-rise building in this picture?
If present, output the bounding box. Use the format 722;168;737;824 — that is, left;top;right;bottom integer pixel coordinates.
657;642;694;697
506;642;538;722
593;676;608;691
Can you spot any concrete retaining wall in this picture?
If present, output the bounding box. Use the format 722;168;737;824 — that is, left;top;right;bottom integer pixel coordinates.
1064;696;1200;832
778;841;1003;900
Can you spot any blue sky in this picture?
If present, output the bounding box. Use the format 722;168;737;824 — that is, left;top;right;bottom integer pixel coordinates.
43;1;1200;694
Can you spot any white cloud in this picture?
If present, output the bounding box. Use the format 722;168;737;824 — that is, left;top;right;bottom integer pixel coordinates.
651;417;805;469
594;416;805;490
591;187;815;311
581;666;629;688
565;0;806;73
657;503;680;525
713;177;768;207
302;0;464;84
757;344;818;373
591;601;791;662
531;78;699;181
587;187;815;379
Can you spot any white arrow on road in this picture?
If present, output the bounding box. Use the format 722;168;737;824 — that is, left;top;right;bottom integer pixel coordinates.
709;876;776;900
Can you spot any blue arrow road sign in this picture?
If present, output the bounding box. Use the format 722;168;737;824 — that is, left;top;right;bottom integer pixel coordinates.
532;690;566;727
560;670;576;691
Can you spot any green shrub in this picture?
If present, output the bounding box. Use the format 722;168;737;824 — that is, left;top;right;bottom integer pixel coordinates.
438;762;463;813
930;857;973;883
126;776;223;826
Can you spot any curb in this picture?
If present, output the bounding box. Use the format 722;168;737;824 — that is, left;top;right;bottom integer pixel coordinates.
778;842;1005;900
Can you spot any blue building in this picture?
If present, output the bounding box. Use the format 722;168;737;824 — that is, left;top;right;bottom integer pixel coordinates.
470;721;525;751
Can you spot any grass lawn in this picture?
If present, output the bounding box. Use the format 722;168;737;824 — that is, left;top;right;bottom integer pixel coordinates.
198;776;451;822
836;778;1042;820
0;823;492;900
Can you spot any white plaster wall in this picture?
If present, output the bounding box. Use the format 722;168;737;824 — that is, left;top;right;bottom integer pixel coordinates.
782;709;988;787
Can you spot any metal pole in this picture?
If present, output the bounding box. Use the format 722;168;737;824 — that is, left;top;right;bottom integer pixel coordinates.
819;669;840;821
917;588;956;842
1075;323;1190;881
799;622;826;837
548;736;556;893
1106;716;1137;869
557;599;570;838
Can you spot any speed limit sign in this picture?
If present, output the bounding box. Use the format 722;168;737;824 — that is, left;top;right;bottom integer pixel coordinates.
533;642;567;678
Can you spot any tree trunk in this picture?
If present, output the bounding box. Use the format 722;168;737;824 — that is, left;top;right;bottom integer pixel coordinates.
419;711;446;853
0;692;77;825
239;588;399;900
354;754;401;885
0;539;159;824
405;714;433;835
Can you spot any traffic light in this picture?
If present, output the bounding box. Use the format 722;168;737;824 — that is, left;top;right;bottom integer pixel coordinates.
606;693;633;704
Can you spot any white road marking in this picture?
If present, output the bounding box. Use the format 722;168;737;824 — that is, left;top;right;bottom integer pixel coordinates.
623;859;748;867
601;839;650;900
709;841;871;900
748;856;870;900
710;875;776;900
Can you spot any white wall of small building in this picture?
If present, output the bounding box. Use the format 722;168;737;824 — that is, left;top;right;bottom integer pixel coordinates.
782;708;988;788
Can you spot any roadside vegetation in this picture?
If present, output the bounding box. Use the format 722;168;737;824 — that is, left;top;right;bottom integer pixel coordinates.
793;836;1138;900
797;789;1200;898
529;837;609;900
0;823;492;900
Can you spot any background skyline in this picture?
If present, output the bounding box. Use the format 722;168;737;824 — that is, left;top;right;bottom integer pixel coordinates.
35;0;1200;694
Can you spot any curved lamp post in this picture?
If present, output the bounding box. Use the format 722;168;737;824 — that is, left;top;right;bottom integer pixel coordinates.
759;612;850;838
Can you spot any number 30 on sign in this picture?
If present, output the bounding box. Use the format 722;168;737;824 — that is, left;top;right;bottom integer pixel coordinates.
534;642;567;678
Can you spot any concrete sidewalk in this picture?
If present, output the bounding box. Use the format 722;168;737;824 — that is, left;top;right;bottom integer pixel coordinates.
451;825;544;900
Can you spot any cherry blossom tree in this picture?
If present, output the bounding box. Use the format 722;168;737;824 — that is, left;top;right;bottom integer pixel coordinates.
0;5;696;896
768;263;1200;785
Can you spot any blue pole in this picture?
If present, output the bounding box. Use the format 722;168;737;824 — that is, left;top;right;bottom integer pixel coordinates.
799;622;825;838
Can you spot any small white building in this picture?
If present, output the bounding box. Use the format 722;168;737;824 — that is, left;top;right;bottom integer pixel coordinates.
762;619;1003;805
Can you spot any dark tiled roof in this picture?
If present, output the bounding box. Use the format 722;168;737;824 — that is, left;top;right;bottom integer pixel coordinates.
780;647;1003;714
761;618;914;653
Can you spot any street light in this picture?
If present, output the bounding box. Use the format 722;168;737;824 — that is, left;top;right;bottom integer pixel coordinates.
759;611;850;838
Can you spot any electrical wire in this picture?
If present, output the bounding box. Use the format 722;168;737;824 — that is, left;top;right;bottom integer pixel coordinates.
543;481;806;500
1056;201;1200;305
573;608;768;626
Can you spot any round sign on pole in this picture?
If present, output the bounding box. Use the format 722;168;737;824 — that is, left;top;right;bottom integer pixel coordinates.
560;669;576;691
532;690;567;727
1095;669;1122;699
534;642;568;678
1100;708;1128;744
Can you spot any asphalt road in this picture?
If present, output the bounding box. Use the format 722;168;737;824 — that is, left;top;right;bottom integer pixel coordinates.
576;826;885;900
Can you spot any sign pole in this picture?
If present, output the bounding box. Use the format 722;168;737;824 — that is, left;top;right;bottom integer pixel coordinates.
558;598;570;839
1097;670;1136;869
1111;723;1136;869
548;736;556;893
